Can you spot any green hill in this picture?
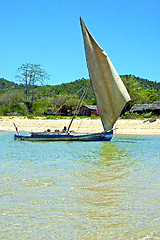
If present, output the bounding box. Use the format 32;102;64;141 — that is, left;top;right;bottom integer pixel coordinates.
36;75;160;104
1;75;160;101
0;78;24;93
0;75;160;116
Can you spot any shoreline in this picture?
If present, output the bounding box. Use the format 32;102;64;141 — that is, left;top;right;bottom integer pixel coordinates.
0;116;160;135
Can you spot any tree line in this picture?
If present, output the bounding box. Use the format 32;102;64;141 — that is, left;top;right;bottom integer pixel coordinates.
0;63;159;116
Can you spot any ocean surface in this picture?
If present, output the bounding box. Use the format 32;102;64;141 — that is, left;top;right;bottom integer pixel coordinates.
0;131;160;240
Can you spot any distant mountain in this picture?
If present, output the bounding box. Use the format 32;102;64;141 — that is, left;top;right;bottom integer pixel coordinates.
41;75;160;101
1;75;160;103
131;76;160;94
50;78;94;101
0;78;24;93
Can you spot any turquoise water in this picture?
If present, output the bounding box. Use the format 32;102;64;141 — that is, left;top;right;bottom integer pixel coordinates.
0;131;160;239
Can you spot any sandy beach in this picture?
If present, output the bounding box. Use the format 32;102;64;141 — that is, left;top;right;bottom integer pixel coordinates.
0;116;160;135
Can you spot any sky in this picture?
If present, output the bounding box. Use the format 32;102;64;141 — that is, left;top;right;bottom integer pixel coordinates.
0;0;160;86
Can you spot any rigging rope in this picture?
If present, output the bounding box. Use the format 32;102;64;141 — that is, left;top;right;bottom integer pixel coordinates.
67;80;91;131
67;80;90;103
76;118;83;132
32;119;47;132
31;80;91;133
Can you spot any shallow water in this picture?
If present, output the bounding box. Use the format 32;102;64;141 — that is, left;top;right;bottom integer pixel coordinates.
0;131;160;239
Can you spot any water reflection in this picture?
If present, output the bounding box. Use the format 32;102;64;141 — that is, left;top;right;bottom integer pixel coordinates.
69;142;133;239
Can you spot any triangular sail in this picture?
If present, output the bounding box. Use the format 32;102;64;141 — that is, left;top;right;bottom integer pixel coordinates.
80;18;131;131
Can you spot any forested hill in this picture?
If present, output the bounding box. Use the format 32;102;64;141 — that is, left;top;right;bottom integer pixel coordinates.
0;75;160;105
48;75;160;98
0;78;23;93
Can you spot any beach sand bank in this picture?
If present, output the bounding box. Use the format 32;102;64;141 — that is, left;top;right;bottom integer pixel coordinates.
0;117;160;135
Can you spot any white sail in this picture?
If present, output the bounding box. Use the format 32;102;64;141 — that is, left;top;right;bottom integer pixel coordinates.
80;18;131;131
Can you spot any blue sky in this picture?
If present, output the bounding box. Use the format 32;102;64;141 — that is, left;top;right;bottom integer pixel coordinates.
0;0;160;85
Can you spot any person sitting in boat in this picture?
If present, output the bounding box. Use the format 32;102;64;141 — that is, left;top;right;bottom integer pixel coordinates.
62;126;67;133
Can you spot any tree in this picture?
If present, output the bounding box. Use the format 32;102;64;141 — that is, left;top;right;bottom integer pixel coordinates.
15;63;50;107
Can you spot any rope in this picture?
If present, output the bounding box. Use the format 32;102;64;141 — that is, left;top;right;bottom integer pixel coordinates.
68;81;91;131
67;80;90;103
32;119;47;132
76;118;83;132
32;80;90;132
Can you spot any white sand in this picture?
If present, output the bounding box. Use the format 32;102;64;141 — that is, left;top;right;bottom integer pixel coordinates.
0;117;160;135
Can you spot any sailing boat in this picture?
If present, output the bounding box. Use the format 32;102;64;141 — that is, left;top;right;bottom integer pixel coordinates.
14;18;131;141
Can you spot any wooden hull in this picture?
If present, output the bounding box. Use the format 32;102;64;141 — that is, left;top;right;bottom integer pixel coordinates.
14;130;113;142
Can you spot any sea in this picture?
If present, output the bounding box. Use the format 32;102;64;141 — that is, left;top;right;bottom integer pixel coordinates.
0;131;160;240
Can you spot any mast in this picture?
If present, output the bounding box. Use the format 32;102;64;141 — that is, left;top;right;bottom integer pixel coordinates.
67;81;90;132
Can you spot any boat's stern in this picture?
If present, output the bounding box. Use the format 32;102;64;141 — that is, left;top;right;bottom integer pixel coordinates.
102;130;113;141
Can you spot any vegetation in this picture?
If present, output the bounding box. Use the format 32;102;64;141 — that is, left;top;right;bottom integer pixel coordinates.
0;69;160;118
121;75;160;105
120;111;157;120
15;63;50;108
